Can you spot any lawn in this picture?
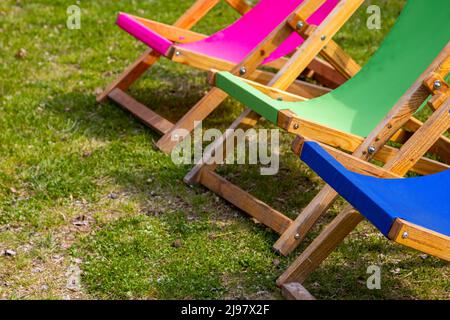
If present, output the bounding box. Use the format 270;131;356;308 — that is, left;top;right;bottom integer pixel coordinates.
0;0;448;300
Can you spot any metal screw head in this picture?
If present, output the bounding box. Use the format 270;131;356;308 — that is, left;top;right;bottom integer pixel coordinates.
293;123;300;130
368;146;376;154
320;35;327;41
433;80;442;90
294;233;301;240
175;51;181;57
239;67;247;75
296;21;304;29
402;231;409;239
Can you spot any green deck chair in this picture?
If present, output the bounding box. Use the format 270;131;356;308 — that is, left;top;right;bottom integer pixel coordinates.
185;0;450;256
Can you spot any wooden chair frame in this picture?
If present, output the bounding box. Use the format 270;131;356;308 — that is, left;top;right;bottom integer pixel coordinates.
277;44;449;300
185;42;450;259
98;0;363;154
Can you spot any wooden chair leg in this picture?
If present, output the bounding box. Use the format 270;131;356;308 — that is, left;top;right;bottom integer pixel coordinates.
97;49;160;103
281;282;316;300
273;185;339;256
156;87;229;154
108;88;174;135
184;108;261;184
183;107;293;234
277;206;363;286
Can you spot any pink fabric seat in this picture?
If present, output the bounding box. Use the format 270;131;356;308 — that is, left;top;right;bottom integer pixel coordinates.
117;0;339;64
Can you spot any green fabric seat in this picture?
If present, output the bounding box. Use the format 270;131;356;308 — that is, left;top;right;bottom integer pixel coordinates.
215;0;450;137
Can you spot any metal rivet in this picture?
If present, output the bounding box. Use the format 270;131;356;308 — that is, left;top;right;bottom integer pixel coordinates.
296;21;304;29
175;51;181;56
402;232;409;239
239;67;247;75
433;80;442;90
294;233;301;240
293;123;300;130
320;35;326;41
368;146;376;154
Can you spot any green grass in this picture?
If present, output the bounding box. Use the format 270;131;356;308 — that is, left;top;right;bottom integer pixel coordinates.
0;0;448;300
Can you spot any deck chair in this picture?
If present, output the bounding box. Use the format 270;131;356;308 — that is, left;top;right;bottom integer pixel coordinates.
278;87;449;300
97;0;363;154
185;0;450;256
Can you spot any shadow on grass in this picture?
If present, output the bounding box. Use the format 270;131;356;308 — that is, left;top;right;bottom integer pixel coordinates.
43;84;448;300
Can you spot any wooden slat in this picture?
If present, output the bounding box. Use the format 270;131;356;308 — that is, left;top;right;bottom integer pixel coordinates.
249;70;331;99
376;145;449;175
199;169;293;235
277;110;449;175
171;46;234;70
405;118;450;164
306;56;348;88
277;206;363;285
320;39;361;79
133;16;206;43
270;0;364;89
108;89;174;135
237;77;308;102
281;283;316;300
171;49;333;98
384;99;449;176
97;49;160;103
288;0;327;29
184;108;261;184
310;140;401;179
388;219;450;262
174;0;221;29
224;0;252;14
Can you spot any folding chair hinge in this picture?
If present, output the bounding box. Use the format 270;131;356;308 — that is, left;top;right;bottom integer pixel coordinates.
423;73;449;109
423;73;447;93
288;16;316;39
278;110;302;134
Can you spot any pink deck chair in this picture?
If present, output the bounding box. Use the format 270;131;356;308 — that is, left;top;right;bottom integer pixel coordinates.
98;0;361;154
117;0;338;64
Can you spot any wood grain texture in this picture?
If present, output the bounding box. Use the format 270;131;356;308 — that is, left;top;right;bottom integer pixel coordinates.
281;283;316;300
200;169;293;235
224;0;252;14
108;89;174;135
277;206;364;285
271;0;364;89
389;219;450;262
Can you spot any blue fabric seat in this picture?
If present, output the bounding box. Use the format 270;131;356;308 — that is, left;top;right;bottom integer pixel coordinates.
300;142;450;238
